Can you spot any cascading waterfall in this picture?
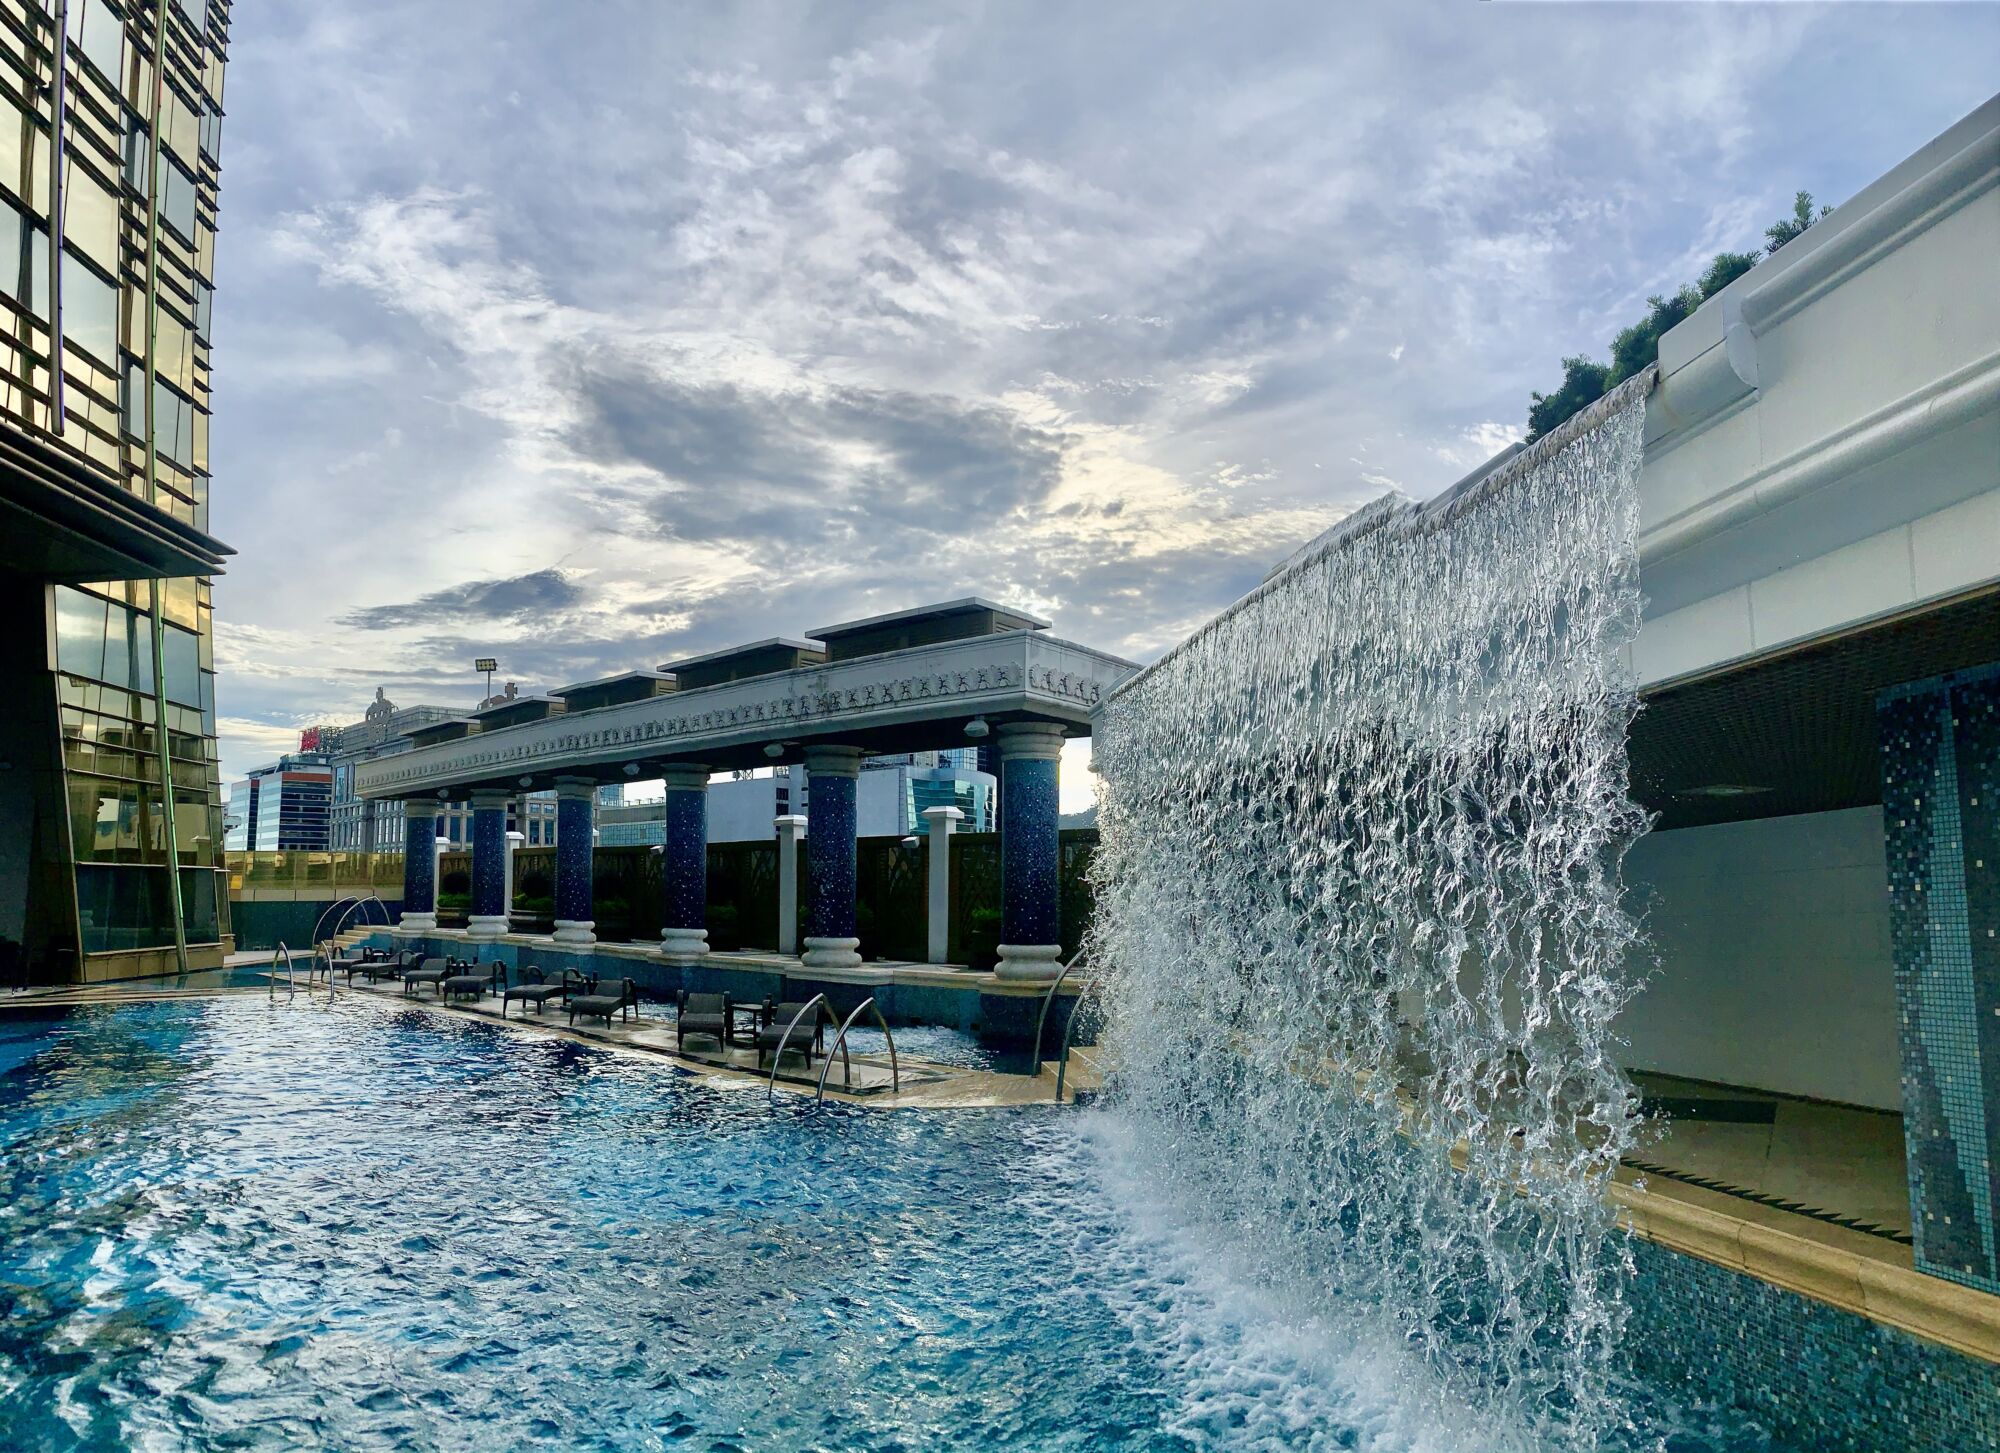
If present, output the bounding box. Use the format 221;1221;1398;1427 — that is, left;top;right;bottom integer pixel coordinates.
1088;375;1653;1448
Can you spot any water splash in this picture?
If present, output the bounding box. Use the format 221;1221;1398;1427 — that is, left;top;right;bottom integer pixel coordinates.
1089;379;1652;1448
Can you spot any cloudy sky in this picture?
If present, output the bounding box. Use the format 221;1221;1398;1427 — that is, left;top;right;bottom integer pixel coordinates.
209;2;1999;796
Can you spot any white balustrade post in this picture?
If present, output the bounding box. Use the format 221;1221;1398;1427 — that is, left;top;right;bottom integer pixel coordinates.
774;814;806;957
921;805;962;965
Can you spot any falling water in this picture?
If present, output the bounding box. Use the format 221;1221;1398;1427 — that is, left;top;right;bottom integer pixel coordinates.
1089;376;1653;1448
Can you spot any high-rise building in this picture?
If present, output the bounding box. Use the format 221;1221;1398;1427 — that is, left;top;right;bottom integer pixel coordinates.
0;1;232;983
223;752;331;852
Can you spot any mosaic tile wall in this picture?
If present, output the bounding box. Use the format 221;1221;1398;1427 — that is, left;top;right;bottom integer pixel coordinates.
1879;662;2000;1294
1626;1238;2000;1450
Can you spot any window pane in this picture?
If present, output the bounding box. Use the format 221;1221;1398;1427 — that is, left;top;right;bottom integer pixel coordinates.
62;161;119;271
162;623;199;705
121;114;150;196
54;584;109;680
160;156;195;241
70;0;124;82
61;249;117;363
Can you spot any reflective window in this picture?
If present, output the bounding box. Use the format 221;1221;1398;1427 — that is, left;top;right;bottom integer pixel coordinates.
162;623;200;706
74;864;175;952
0;199;51;318
61;249;117;363
68;0;124;82
194;280;211;338
0;98;51;215
160;155;196;241
62;161;119;271
121;114;150;197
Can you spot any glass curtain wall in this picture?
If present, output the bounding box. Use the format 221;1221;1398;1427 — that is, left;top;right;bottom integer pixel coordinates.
12;0;230;966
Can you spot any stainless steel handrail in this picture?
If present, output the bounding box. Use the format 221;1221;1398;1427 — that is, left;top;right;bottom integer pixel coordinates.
314;892;389;949
813;996;900;1105
268;942;295;1001
765;993;838;1103
1054;976;1103;1103
1030;947;1090;1073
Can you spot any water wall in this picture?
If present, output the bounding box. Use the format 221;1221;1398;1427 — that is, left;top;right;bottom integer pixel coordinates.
1089;375;1652;1446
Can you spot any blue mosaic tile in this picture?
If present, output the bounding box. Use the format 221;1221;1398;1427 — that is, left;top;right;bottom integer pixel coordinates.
662;788;707;931
1879;661;2000;1294
554;794;594;922
402;811;436;914
806;772;857;940
1001;756;1060;945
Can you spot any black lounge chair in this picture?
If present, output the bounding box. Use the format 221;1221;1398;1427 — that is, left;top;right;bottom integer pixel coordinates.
677;991;732;1050
402;956;451;998
348;948;408;985
504;966;592;1018
569;976;638;1026
756;1002;826;1069
442;963;502;1004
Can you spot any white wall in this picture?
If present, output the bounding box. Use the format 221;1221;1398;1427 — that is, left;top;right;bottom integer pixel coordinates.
1618;806;1900;1110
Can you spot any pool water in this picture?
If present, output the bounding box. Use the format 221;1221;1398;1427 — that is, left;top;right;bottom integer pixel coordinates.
0;997;1749;1452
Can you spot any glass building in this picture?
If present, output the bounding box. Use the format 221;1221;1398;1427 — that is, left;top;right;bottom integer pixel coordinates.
0;0;231;984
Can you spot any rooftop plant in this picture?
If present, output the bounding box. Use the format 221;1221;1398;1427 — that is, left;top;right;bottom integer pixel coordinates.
1525;192;1830;441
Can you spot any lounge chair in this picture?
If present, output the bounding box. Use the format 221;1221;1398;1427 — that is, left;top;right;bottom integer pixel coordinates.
442;962;502;1004
348;948;407;985
568;976;638;1026
503;966;591;1018
402;956;451;998
756;1002;826;1069
676;991;732;1050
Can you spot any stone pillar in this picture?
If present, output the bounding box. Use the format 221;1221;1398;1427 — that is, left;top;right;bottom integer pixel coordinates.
802;745;863;969
1878;663;2000;1294
399;799;438;930
466;789;512;940
922;805;962;965
552;777;597;945
775;814;806;956
504;829;525;928
658;764;711;964
995;722;1065;981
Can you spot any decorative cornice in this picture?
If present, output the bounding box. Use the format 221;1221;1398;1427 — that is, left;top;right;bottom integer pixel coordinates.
357;633;1137;799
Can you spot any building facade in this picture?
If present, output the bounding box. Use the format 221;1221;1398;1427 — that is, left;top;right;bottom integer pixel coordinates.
223;751;330;851
321;688;457;853
0;0;232;982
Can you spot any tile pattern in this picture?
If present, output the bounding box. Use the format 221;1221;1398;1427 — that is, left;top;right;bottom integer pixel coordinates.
1000;757;1060;945
471;806;508;919
402;812;436;915
554;795;593;923
662;788;707;931
1879;662;2000;1294
1626;1238;2000;1450
807;773;858;940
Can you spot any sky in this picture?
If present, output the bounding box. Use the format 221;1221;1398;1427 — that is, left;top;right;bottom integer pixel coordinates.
208;1;2000;805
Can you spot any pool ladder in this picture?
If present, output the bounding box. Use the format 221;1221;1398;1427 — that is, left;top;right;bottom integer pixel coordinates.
763;993;901;1107
266;941;335;1003
1032;949;1100;1102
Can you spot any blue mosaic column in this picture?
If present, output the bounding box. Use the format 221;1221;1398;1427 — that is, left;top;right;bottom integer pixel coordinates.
1878;662;2000;1295
398;799;438;930
659;765;710;964
802;745;862;968
552;777;596;945
995;722;1065;980
466;789;512;941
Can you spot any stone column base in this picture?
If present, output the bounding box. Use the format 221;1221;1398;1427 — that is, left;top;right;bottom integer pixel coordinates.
995;943;1063;981
551;919;596;945
466;915;509;941
398;912;438;932
660;927;709;964
802;936;861;969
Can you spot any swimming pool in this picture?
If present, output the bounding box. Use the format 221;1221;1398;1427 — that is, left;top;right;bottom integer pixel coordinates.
0;996;1754;1452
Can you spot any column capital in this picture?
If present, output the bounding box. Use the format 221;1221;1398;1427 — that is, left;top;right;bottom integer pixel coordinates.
661;764;711;792
469;787;514;810
404;798;436;820
554;775;597;801
774;814;807;839
921;805;964;829
803;744;865;778
996;721;1067;762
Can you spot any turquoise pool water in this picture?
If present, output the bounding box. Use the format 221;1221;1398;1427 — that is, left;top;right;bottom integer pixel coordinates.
0;997;1754;1452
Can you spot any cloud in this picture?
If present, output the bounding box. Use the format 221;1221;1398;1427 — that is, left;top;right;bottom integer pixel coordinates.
342;569;584;630
204;0;2000;783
